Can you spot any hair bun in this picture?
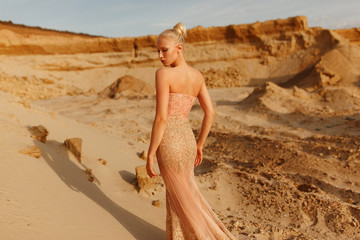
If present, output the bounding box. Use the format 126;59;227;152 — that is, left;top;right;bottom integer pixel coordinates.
173;22;187;38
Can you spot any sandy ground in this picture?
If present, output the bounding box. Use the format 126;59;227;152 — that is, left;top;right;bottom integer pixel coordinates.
1;16;360;240
0;92;166;240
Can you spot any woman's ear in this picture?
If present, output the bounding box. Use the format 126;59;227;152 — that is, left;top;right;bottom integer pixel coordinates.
177;43;183;53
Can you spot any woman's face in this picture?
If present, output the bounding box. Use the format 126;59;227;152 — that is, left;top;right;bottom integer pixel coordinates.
157;36;179;67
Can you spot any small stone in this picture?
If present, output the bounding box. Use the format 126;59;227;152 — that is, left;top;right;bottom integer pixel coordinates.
88;176;94;182
64;138;82;162
85;168;95;183
85;168;92;176
136;165;160;194
139;151;147;160
152;200;161;207
210;185;217;190
234;220;241;228
348;198;355;204
29;125;49;143
227;207;232;211
21;100;31;109
19;145;41;158
98;158;107;165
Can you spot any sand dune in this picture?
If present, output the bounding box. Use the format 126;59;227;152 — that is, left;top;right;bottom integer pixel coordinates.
1;16;360;239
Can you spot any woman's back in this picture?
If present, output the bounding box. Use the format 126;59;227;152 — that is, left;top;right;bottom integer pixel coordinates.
165;65;203;97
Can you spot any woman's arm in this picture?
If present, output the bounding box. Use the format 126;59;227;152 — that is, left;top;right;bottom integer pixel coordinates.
195;79;215;166
146;68;170;178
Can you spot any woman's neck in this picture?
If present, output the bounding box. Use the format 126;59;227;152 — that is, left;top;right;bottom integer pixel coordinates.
171;53;186;68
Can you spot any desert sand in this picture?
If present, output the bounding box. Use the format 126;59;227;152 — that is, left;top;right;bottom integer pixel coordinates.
0;16;360;239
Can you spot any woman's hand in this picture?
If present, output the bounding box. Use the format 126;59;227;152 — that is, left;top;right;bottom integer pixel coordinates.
146;155;159;178
194;146;203;167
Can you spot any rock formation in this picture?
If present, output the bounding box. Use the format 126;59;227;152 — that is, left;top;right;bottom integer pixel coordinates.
64;138;82;162
135;165;163;195
29;125;49;143
98;75;154;99
19;145;42;158
1;16;359;101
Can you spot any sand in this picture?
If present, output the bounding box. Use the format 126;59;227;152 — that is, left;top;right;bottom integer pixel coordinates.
0;16;360;239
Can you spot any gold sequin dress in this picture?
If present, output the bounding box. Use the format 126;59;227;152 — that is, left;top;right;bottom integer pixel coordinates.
156;93;238;240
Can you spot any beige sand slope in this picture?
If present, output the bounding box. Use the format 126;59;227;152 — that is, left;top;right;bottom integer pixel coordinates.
1;16;360;239
0;92;165;240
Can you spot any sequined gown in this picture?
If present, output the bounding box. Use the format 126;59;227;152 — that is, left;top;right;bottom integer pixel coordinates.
156;93;238;240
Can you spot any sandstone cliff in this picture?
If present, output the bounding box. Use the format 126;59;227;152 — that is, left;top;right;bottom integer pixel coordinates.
0;16;359;99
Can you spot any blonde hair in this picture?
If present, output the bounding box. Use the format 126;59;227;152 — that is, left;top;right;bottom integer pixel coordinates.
159;22;187;45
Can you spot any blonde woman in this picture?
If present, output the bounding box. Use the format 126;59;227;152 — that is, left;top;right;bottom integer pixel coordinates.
147;23;239;240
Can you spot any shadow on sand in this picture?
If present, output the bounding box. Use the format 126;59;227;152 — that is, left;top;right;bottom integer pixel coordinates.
33;139;165;240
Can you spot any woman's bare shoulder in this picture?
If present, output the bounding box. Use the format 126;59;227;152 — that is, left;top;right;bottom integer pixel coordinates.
155;67;175;80
156;67;178;77
156;67;170;74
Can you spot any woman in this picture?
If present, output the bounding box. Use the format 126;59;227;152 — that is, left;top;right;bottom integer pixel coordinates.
146;23;239;240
